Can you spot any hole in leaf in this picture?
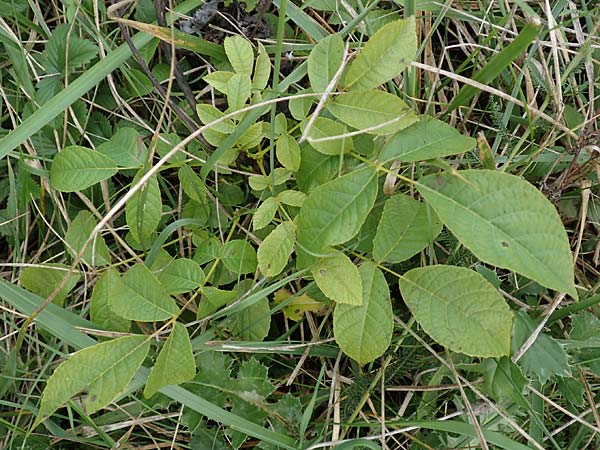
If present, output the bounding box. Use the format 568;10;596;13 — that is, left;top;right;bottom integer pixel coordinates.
501;241;509;248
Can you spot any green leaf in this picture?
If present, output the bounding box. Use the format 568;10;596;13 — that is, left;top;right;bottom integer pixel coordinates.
40;24;97;75
512;312;571;383
97;127;148;168
399;265;513;357
379;116;476;163
157;258;205;295
417;170;576;298
226;73;252;112
90;269;130;333
483;357;528;406
249;168;292;191
230;281;271;341
144;322;196;398
296;166;378;253
221;240;257;274
277;190;306;207
197;287;238;319
312;251;362;305
20;264;80;306
35;335;150;426
125;170;162;248
276;134;301;171
257;222;296;277
373;194;442;263
328;91;418;135
178;164;206;203
204;71;235;94
308;34;344;93
343;17;416;91
301;117;353;156
109;264;179;322
64;211;111;267
333;262;393;363
252;42;271;90
253;197;278;231
50;146;117;192
196;104;235;134
224;35;254;76
296;145;337;193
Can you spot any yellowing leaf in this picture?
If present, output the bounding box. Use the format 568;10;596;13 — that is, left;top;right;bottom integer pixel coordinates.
35;335;150;427
312;251;362;305
144;323;196;398
257;222;296;277
274;289;325;321
334;263;392;363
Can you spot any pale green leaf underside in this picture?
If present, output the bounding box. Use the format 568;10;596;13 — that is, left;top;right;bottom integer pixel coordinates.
253;197;278;230
144;323;196;398
308;34;344;93
417;170;576;297
37;335;150;425
257;221;296;277
296;166;378;253
343;17;416;91
328;90;418;135
312;251;362;305
400;265;513;357
379;116;476;162
224;35;254;76
109;264;179;321
50;146;117;192
334;262;393;363
373;194;442;263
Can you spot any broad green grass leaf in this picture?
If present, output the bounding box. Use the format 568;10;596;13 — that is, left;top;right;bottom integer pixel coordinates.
230;281;271;341
373;194;442;263
226;73;252;112
221;240;257;274
252;42;271;90
224;35;254;76
204;71;234;94
178;164;206;203
36;335;150;426
50;146;117;192
253;197;278;230
301;117;354;156
308;34;344;93
512;312;571;383
400;265;513;357
144;322;196;398
97;127;148;168
90;269;130;333
276;134;301;171
296;166;378;253
418;170;576;297
257;222;296;277
333;262;392;363
64;211;111;267
109;264;179;321
125;171;162;248
20;264;80;306
379;116;476;162
343;17;416;91
157;258;205;295
312;251;362;305
328;91;418;135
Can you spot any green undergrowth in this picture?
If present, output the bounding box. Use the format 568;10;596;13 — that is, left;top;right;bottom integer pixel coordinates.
1;0;600;448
